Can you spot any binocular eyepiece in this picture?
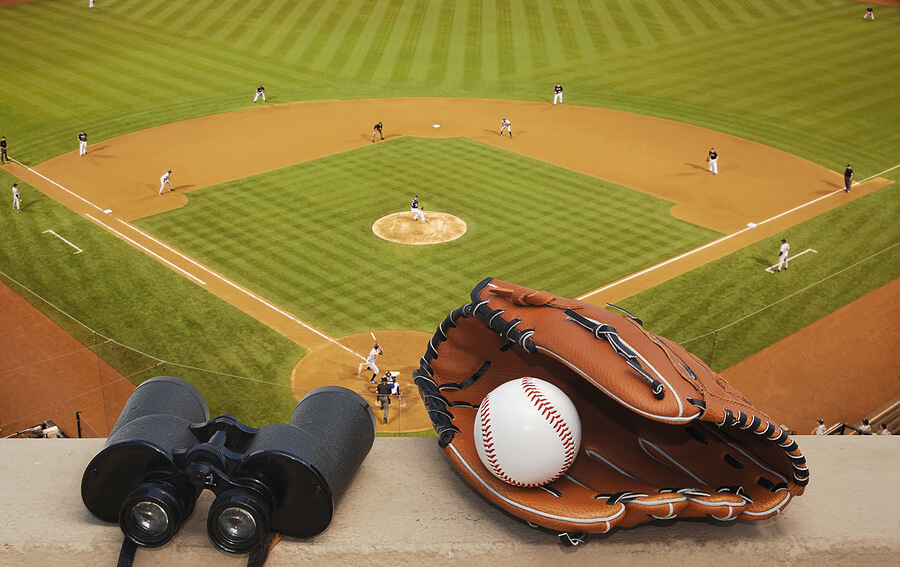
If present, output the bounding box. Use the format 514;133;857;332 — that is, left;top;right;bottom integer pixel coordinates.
82;377;376;554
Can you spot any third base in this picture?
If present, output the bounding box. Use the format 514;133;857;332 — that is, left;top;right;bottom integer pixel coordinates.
474;377;581;487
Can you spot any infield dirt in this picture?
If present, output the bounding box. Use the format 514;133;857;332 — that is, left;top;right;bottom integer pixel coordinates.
4;98;895;433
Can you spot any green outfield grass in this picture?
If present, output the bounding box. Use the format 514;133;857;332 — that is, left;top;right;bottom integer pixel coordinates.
134;137;720;336
1;1;898;427
618;183;900;371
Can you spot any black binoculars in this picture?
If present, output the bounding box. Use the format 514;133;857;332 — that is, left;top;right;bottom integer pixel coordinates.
82;377;376;554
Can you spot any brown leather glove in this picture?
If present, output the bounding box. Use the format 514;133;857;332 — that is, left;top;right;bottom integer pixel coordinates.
414;278;808;545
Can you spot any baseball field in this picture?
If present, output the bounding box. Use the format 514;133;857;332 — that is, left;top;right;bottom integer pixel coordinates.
1;0;898;438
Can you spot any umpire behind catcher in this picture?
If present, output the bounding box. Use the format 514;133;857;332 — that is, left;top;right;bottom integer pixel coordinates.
376;376;392;424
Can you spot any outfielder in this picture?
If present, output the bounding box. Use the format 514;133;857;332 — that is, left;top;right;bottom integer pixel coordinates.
500;117;512;138
158;170;172;195
553;82;564;105
372;121;384;142
776;238;790;272
707;147;718;175
1;136;8;164
411;194;426;223
12;183;21;212
78;130;88;156
253;84;266;102
359;342;383;383
863;7;874;20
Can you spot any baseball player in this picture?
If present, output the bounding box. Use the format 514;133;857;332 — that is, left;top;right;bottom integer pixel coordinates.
253;84;266;102
410;194;426;223
707;147;718;175
0;136;8;164
844;164;853;192
12;183;21;212
863;7;874;20
359;343;383;383
388;372;400;396
158;170;172;195
775;238;790;272
89;0;94;8
500;117;512;138
78;130;88;156
372;121;384;142
553;82;564;105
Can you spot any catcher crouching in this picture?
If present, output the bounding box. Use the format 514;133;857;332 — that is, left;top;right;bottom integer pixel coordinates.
413;278;808;545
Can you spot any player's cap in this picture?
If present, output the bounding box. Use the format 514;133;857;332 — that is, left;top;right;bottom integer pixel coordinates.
781;238;786;242
167;169;172;173
816;418;824;424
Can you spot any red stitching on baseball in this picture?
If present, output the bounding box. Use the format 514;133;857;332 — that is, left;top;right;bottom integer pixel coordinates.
521;378;577;482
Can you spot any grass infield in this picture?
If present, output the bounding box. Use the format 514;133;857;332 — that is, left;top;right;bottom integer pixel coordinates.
134;137;720;336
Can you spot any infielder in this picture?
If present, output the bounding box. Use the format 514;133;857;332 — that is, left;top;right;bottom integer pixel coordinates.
553;82;564;105
411;194;426;223
359;342;383;383
500;117;512;137
78;130;88;156
372;121;384;142
158;170;172;195
707;147;718;175
12;183;21;212
844;164;853;192
253;84;266;102
776;238;790;272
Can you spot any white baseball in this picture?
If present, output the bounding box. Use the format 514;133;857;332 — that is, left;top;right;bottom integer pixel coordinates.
474;377;581;487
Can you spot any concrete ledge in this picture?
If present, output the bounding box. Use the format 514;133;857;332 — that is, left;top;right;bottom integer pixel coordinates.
1;436;898;565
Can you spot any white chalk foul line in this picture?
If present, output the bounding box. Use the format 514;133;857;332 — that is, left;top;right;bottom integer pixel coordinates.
765;248;816;273
85;214;206;285
118;220;365;360
578;163;898;301
42;230;83;254
11;158;105;214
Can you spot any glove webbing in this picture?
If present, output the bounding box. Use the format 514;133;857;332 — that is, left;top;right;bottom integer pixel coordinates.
564;309;665;399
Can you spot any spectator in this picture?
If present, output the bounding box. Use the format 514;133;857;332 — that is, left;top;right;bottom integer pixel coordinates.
879;423;892;436
813;419;827;435
858;418;873;435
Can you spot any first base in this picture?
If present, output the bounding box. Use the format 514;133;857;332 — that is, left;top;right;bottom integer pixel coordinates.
433;124;440;128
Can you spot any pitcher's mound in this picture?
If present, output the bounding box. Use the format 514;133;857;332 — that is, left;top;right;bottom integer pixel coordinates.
373;212;467;245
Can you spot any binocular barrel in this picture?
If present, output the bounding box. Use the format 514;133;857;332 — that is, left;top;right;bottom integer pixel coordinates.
82;377;377;554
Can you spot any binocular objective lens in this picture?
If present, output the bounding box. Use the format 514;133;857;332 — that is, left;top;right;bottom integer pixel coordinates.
217;507;257;541
130;501;169;537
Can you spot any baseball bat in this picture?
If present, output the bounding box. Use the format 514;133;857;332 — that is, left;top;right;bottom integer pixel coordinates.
370;332;378;343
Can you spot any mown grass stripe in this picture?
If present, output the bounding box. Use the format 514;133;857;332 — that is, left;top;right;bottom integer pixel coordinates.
186;0;244;39
522;0;549;72
462;0;484;87
325;0;380;76
494;0;518;78
225;0;291;49
292;1;349;65
666;0;713;36
426;0;457;85
643;0;687;43
163;0;220;34
612;0;658;49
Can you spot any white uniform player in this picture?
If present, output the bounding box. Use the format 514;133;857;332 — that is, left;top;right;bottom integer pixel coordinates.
78;130;87;156
12;183;21;212
776;238;790;272
813;419;827;435
359;343;383;382
708;147;718;175
500;117;512;137
158;170;172;195
411;195;426;223
254;85;266;102
553;83;563;105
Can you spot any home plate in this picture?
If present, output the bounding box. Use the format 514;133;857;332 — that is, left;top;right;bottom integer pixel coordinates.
433;124;440;128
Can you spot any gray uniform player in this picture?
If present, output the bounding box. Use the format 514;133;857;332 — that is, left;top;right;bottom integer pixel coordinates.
500;117;512;137
359;343;383;382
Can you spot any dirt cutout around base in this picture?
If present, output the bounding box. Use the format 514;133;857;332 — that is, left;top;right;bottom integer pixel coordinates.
10;97;895;433
373;212;467;245
290;330;434;433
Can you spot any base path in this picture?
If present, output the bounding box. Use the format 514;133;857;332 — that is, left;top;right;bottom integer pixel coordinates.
7;98;894;432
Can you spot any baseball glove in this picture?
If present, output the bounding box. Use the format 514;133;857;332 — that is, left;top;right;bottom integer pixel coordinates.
413;278;808;545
